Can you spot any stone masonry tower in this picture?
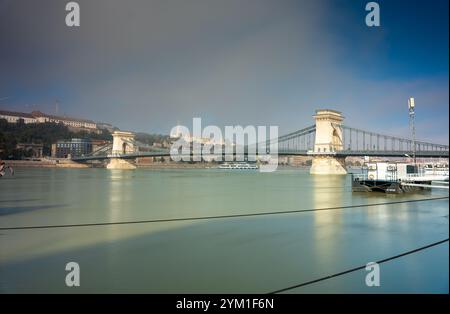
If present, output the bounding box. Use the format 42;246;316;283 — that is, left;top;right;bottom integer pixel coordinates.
309;109;347;175
106;131;137;169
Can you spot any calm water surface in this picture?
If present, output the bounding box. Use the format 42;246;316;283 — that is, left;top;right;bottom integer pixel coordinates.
0;167;448;293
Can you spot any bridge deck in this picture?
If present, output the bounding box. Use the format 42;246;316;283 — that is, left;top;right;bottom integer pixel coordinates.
72;149;449;162
72;122;449;162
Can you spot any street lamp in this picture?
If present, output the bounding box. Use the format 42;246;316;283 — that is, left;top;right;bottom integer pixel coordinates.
408;97;416;164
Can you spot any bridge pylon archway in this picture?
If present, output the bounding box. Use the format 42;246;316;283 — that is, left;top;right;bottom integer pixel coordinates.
309;109;347;175
106;131;137;169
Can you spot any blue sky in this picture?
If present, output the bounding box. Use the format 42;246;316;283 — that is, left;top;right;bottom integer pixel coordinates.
0;0;448;143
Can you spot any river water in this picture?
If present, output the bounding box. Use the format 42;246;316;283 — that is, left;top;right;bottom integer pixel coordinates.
0;167;448;293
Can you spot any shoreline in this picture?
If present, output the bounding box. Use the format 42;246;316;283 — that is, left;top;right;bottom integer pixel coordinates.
3;160;364;171
4;159;315;170
4;159;91;168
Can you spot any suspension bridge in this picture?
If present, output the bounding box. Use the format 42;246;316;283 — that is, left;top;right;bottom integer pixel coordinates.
72;109;449;174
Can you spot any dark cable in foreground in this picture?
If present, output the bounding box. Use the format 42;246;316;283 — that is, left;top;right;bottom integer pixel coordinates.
268;238;449;294
0;196;448;231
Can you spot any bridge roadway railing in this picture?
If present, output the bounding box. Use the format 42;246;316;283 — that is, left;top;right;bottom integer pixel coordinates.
335;149;449;157
277;149;448;157
338;124;449;153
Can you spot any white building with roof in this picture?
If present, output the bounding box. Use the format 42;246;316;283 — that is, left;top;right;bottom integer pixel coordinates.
0;110;38;124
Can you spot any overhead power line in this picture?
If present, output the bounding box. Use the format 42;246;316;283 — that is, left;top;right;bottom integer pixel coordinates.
268;238;449;294
0;196;447;231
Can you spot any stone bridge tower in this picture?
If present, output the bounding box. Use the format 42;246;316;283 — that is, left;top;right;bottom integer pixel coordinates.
107;131;137;169
309;109;347;175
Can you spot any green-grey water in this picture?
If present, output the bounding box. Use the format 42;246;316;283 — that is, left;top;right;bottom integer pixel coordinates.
0;167;448;293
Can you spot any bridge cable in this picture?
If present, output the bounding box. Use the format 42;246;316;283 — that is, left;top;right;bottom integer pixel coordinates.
0;196;448;231
267;238;449;294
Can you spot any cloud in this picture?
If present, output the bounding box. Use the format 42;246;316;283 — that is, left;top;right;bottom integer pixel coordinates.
0;0;448;144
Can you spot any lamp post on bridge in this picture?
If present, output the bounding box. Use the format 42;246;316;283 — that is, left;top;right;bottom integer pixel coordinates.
408;97;416;164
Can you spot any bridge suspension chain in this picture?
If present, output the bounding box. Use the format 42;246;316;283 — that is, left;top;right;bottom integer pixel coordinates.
339;124;449;153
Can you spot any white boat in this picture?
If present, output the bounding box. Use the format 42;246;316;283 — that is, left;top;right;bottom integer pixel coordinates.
218;162;258;170
352;161;449;193
423;163;449;177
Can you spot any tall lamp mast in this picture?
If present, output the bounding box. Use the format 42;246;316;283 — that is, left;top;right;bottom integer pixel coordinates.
408;97;416;164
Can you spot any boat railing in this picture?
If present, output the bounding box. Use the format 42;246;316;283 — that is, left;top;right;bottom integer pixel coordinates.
405;173;422;178
352;173;368;180
404;172;450;182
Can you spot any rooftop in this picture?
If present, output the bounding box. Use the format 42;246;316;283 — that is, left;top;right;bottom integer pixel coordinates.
31;111;96;124
0;110;35;118
315;109;343;115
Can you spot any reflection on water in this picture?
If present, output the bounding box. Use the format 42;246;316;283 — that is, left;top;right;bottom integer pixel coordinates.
0;204;66;216
312;175;345;272
107;170;129;240
0;168;448;293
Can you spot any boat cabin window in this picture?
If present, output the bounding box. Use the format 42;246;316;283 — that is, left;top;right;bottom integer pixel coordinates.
406;165;418;174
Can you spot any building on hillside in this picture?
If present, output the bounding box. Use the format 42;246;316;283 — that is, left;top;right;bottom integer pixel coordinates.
0;109;100;132
31;111;97;131
97;122;116;132
0;110;38;124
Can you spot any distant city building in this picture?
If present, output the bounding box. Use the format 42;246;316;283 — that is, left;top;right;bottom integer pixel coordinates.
0;110;38;124
97;122;116;132
31;111;97;130
0;109;99;132
16;143;44;158
52;138;93;158
170;124;228;146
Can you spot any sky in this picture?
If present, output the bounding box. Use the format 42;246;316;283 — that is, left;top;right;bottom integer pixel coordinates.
0;0;448;143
